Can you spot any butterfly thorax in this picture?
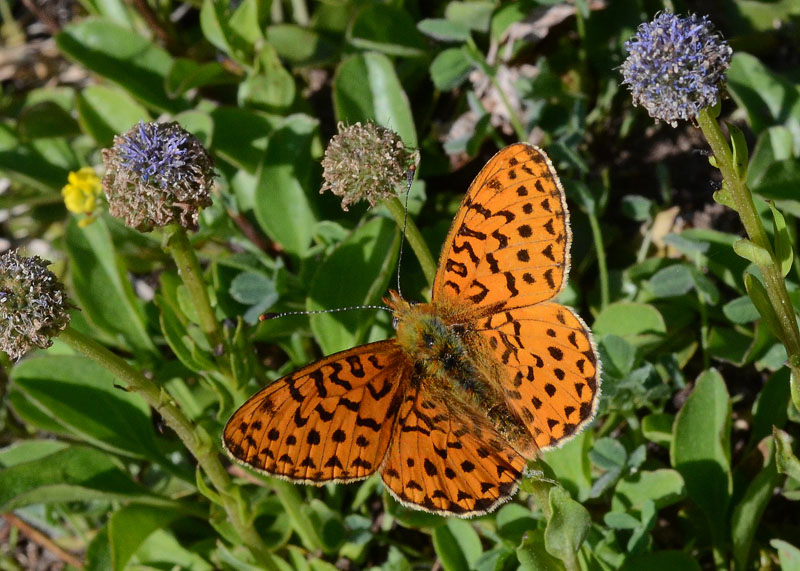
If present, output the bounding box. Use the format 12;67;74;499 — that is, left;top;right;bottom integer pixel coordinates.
386;291;534;456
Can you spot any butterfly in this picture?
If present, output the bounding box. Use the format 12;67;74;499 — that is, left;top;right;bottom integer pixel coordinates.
223;143;600;517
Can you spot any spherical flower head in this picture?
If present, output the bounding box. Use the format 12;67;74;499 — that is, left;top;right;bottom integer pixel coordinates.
621;12;732;127
0;251;71;360
102;121;215;232
62;167;103;227
321;121;416;211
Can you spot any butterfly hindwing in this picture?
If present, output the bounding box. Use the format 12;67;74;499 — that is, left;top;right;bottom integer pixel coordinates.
433;143;570;311
475;302;600;450
223;340;405;483
380;385;526;516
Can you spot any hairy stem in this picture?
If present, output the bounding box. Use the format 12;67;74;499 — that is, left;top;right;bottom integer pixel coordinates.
697;108;800;408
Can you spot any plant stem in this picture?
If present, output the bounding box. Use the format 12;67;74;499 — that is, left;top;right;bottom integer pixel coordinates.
697;109;800;407
269;479;324;551
586;211;609;309
465;39;528;142
163;224;224;352
58;327;274;566
384;196;437;288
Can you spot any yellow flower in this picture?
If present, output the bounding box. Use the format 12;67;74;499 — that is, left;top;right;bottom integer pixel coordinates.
61;167;102;226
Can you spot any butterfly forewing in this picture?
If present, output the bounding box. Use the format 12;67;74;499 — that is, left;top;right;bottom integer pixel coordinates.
475;303;600;450
433;144;570;311
380;385;526;516
223;341;405;483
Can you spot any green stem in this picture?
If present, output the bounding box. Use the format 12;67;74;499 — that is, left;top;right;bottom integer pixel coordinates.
587;211;609;309
465;39;527;142
384;196;437;288
58;327;274;567
697;109;800;407
163;225;224;352
270;479;324;551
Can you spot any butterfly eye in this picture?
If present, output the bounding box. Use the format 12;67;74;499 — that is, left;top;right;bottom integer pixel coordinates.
423;333;435;348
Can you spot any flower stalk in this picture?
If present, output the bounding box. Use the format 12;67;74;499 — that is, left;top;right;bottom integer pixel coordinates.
697;109;800;406
58;326;274;566
163;223;225;353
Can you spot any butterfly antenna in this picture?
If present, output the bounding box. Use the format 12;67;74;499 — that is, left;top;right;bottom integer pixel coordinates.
260;305;391;321
395;163;417;298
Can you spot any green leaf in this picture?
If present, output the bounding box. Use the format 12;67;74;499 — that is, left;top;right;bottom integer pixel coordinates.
199;0;264;64
10;355;163;461
722;296;760;324
544;487;590;562
156;273;216;375
612;469;686;512
433;519;482;571
592;302;666;347
542;431;592;501
0;440;68;467
65;217;158;358
731;438;778;571
0;124;71;192
108;505;182;571
56;18;185;113
253;115;319;256
418;18;472;42
166;59;233;98
727;121;749;179
772;539;800;571
707;326;754;366
266;24;337;67
239;44;296;112
727;52;800;138
598;335;633;379
305;499;346;554
495;503;538;545
333;53;418;147
210;106;277;174
751;370;790;445
733;238;773;266
445;2;494;32
0;445;161;510
348;4;426;57
621;195;653;221
774;427;800;483
517;530;564;571
744;273;784;342
18;101;80;139
310;217;399;354
641;413;674;448
430;47;474;91
76;85;150;147
230;271;279;324
648;264;694;298
748;126;794;190
671;369;732;544
769;202;793;277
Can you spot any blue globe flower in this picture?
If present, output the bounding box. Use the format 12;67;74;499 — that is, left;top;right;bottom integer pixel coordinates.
621;12;732;127
102;121;215;231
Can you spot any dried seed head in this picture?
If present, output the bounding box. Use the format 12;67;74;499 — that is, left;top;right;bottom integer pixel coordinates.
0;251;71;360
321;121;416;211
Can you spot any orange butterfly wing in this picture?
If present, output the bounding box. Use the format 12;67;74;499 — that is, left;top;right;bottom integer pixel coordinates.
380;385;526;516
475;303;599;450
433;143;600;451
433;143;571;311
223;341;404;483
